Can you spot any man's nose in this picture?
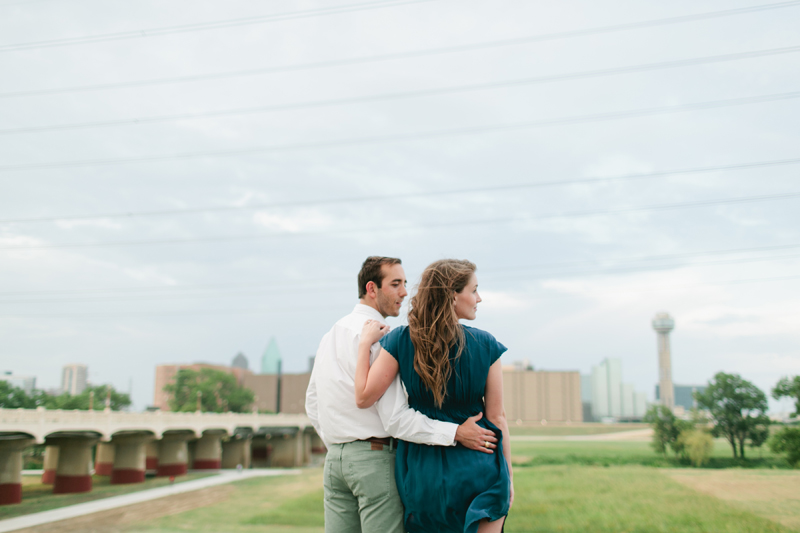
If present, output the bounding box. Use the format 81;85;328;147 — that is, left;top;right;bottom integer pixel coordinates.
400;286;408;298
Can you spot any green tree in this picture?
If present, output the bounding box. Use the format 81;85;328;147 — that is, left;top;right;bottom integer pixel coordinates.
164;368;254;413
694;372;770;459
0;381;38;408
769;427;800;468
41;385;131;411
773;376;800;418
643;405;692;457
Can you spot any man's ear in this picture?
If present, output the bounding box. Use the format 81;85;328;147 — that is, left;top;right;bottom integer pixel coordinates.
365;281;377;298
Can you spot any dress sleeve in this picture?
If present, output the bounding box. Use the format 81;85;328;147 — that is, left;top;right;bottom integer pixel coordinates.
379;327;403;361
488;334;507;366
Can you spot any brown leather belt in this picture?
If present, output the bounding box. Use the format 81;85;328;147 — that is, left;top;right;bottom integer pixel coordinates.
358;437;392;446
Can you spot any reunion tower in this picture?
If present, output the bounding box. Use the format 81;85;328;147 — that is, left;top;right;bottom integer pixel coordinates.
652;312;675;409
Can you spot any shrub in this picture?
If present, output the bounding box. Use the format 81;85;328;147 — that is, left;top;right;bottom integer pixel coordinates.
680;430;714;467
769;427;800;468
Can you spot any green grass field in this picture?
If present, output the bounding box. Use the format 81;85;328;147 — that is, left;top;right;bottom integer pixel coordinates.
126;466;799;533
510;439;789;468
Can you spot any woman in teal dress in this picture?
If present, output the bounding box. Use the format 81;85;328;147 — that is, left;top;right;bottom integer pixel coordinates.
354;259;513;533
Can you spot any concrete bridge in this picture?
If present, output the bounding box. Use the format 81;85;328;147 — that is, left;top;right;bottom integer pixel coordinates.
0;408;322;506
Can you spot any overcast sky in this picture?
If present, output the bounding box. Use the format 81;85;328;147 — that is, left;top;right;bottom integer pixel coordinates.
1;0;798;413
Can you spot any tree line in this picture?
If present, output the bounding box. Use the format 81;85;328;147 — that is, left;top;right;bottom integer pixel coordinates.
1;368;255;413
0;381;131;410
645;372;800;468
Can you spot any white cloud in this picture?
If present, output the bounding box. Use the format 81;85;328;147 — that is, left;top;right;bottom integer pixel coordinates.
477;289;531;311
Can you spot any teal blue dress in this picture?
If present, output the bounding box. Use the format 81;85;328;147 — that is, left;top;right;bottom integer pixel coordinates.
380;325;510;533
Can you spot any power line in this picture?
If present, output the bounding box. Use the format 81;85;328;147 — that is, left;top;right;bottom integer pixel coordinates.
0;0;434;52
525;273;800;300
2;241;799;297
2;190;799;251
2;273;797;318
4;45;800;137
3;252;800;304
2;2;799;98
2;90;798;174
2;156;799;225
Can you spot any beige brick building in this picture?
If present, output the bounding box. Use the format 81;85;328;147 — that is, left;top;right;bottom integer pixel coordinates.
503;370;582;422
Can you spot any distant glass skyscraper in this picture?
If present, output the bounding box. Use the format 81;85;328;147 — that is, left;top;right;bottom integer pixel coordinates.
61;364;87;395
261;337;282;375
231;352;249;370
1;372;36;394
587;358;648;420
590;358;621;418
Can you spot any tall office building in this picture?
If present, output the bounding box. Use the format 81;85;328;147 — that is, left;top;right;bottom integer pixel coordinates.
587;358;648;420
621;383;635;418
652;313;675;409
261;337;282;375
656;384;706;411
1;372;36;394
590;358;622;419
590;363;608;417
231;352;249;370
61;364;87;395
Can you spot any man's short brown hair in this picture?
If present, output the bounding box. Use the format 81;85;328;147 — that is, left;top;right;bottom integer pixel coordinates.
358;256;402;299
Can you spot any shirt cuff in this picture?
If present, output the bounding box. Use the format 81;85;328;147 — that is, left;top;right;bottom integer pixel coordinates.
442;421;458;446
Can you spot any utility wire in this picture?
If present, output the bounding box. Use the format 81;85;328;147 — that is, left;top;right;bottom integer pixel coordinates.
3;156;799;225
2;190;799;251
2;90;798;174
3;252;800;304
3;273;798;318
2;2;799;98
4;45;800;137
0;0;434;52
2;241;799;296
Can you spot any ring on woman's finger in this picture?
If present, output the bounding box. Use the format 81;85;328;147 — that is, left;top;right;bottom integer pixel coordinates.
484;441;490;448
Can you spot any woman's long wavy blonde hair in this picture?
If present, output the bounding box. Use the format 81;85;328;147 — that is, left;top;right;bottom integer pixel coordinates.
407;259;476;408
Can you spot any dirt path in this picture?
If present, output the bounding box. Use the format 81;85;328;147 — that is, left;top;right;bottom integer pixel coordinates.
510;428;653;442
13;484;235;533
665;469;800;531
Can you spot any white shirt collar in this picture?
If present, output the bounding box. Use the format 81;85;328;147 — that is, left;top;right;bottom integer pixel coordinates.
353;303;387;324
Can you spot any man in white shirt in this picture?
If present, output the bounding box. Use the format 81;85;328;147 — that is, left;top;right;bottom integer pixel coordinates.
306;256;498;533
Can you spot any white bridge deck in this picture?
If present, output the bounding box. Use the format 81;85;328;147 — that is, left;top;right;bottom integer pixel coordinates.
0;408;312;443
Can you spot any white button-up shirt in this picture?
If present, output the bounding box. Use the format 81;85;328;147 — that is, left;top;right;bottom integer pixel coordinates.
305;303;457;447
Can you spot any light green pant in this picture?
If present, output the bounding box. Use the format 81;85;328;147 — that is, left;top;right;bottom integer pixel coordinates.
323;441;405;533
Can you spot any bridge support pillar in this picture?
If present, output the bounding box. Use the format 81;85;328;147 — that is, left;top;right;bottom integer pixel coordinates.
157;434;192;477
145;441;158;470
193;432;223;469
221;438;250;469
0;438;33;505
95;442;114;476
268;429;303;467
49;437;98;494
41;445;59;484
111;435;151;484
